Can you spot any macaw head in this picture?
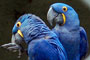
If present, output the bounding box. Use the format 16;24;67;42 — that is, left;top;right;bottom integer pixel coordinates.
47;3;80;28
12;14;49;45
12;14;31;45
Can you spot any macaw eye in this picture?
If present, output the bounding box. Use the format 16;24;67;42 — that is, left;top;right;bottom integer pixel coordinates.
62;6;67;12
16;21;21;27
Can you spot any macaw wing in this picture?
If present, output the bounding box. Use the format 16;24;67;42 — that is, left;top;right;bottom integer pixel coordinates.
80;27;89;58
28;39;66;60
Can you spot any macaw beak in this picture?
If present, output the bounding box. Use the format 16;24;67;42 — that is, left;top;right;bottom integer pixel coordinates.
11;30;24;44
47;7;66;26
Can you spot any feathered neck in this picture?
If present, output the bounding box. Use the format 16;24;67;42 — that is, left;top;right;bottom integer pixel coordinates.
20;15;52;44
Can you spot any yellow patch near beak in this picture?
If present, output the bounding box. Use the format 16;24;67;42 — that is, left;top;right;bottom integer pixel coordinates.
62;13;66;25
17;30;23;38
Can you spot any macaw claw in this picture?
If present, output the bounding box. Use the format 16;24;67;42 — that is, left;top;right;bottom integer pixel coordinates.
1;42;28;58
1;43;25;58
1;43;17;48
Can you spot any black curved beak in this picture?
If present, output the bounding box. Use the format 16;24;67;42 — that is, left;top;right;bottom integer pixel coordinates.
47;7;66;26
11;33;23;44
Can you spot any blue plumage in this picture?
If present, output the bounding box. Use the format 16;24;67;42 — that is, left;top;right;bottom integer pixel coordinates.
80;27;88;59
12;14;67;60
47;3;88;60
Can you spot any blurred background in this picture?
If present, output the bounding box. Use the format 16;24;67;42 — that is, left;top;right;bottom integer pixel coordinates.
0;0;90;60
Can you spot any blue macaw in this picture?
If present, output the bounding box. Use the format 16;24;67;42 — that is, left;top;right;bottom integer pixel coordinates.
47;3;88;60
1;14;67;60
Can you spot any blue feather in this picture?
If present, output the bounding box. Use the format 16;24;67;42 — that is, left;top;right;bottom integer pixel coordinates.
12;14;67;60
47;3;89;60
80;27;88;59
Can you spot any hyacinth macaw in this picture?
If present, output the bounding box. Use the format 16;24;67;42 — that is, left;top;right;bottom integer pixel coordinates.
1;14;68;60
47;3;88;60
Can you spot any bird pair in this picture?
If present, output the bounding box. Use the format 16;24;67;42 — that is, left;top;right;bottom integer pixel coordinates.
1;3;88;60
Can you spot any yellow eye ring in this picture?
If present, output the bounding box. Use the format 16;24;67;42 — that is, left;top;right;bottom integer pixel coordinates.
16;21;21;27
62;6;67;12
